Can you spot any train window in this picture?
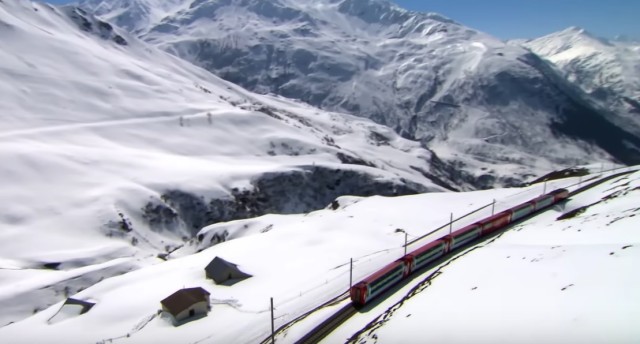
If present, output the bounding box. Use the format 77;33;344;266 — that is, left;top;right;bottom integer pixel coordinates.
452;229;480;247
537;196;553;208
415;244;444;264
418;243;444;257
372;266;401;286
369;265;404;295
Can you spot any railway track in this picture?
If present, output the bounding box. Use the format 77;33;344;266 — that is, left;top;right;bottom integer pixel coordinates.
294;304;357;344
276;168;638;344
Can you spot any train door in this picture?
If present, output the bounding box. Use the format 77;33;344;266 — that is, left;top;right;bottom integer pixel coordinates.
402;256;415;275
350;284;367;305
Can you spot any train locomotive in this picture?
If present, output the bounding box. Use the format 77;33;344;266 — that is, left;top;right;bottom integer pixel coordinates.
350;188;569;306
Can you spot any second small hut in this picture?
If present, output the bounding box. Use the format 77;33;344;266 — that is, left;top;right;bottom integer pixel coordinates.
205;256;252;285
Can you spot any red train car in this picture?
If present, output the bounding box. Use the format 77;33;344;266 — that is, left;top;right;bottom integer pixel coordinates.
444;224;482;251
532;193;554;211
532;188;569;210
405;239;447;272
477;211;512;235
550;188;569;202
350;259;410;306
350;188;571;306
510;202;535;222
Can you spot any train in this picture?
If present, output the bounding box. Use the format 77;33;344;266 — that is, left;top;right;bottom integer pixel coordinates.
350;188;570;306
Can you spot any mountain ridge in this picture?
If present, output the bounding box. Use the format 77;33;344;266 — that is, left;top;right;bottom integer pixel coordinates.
76;0;640;179
517;27;640;137
2;0;479;323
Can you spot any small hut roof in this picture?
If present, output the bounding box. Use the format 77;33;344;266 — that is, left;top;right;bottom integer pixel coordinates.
64;298;95;314
161;287;210;316
205;256;252;284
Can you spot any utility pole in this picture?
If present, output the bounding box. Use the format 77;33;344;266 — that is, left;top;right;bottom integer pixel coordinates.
349;258;353;289
449;213;453;235
404;232;408;255
492;199;495;215
270;298;275;344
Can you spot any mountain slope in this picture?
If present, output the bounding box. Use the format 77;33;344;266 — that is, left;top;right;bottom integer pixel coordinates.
78;0;640;184
0;0;451;324
518;27;640;136
2;157;636;343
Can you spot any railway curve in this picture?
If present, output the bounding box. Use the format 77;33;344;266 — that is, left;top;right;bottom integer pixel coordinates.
264;168;637;344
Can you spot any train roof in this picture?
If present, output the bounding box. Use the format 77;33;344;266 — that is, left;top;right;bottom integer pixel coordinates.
532;192;555;201
512;201;535;210
407;238;446;257
357;259;405;284
548;188;569;195
476;211;510;225
448;223;480;237
527;189;568;205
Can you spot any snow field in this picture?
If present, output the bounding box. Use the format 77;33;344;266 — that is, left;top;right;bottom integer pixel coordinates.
0;165;612;343
326;169;640;344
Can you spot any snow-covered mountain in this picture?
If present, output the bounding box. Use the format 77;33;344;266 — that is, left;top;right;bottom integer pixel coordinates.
1;2;638;341
0;0;458;324
72;0;189;34
77;0;640;177
517;27;640;135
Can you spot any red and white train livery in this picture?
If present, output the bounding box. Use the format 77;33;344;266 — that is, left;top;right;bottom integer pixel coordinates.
350;188;569;305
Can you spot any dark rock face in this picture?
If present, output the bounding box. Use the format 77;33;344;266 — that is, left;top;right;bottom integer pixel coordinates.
551;109;640;165
64;6;128;45
424;150;526;190
516;53;640;165
141;202;179;232
143;166;429;236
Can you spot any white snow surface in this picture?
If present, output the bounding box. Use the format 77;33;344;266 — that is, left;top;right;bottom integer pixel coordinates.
327;168;640;344
1;163;637;343
0;0;445;326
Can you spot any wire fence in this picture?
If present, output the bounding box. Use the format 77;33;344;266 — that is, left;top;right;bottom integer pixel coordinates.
406;164;636;248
